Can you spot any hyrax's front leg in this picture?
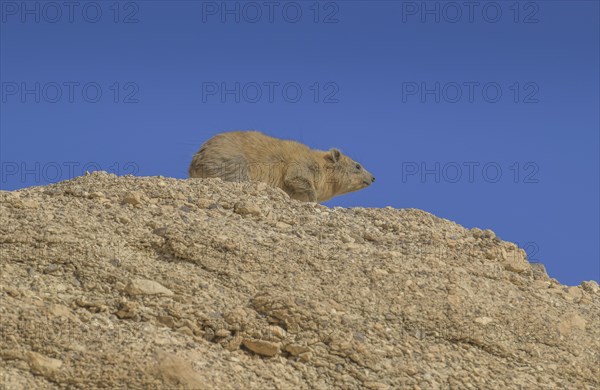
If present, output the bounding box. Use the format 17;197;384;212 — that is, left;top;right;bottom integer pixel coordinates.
283;175;318;202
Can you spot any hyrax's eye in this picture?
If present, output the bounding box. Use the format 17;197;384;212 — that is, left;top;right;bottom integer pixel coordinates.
355;164;362;170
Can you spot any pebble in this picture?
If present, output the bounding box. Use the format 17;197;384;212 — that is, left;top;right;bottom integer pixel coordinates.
118;216;131;224
275;221;292;230
285;344;311;356
234;201;261;216
215;329;231;337
242;339;280;357
580;280;599;294
196;198;212;208
558;312;586;336
177;326;194;337
124;278;174;296
564;286;583;302
27;351;63;378
122;191;143;205
157;315;176;328
474;317;494;326
43;264;60;274
269;326;287;339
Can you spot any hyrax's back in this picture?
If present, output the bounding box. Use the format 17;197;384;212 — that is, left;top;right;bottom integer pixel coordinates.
188;131;310;184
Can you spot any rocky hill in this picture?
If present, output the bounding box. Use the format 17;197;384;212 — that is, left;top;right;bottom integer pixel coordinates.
1;172;598;389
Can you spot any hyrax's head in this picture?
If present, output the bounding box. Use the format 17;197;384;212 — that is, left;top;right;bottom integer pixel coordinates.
324;148;375;195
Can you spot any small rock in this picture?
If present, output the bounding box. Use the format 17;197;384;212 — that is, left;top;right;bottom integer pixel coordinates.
471;228;484;238
225;338;242;351
275;221;292;230
532;280;551;289
27;351;62;378
157;316;176;328
172;295;192;304
122;191;143;205
298;351;312;362
242;339;280;357
47;304;79;322
234;202;261;216
370;268;388;279
474;317;494;326
20;199;40;209
255;182;268;191
196;198;212;208
2;349;23;360
215;328;230;338
363;232;380;242
177;326;194;337
581;280;599;294
153;227;168;236
224;307;250;327
364;381;390;390
353;332;366;342
89;191;105;199
2;192;20;200
179;205;193;213
76;299;108;313
220;202;233;209
4;286;20;297
115;301;137;319
482;229;496;239
558;312;586;336
269;326;287;339
161;205;174;213
118;216;131;224
285;344;311;356
124;278;173;296
530;262;549;280
501;246;530;273
43;264;60;274
156;352;204;388
340;234;354;243
564;286;583;302
345;242;362;251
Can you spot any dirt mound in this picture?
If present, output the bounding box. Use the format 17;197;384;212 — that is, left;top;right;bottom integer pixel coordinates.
1;172;598;389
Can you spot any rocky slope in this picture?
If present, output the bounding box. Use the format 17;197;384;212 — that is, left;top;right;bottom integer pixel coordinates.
0;172;598;389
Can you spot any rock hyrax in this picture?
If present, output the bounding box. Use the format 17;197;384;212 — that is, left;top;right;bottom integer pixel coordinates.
188;131;375;202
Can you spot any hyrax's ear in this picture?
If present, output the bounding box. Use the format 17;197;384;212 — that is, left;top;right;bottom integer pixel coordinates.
325;148;341;164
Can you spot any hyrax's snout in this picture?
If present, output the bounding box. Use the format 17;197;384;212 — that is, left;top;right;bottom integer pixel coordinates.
363;174;375;186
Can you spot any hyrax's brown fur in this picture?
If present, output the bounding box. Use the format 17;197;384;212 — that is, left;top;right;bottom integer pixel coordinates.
188;131;375;203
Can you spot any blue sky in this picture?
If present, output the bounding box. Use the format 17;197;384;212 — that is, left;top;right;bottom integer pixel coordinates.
1;1;598;285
